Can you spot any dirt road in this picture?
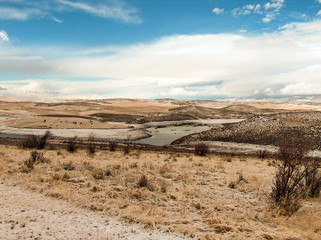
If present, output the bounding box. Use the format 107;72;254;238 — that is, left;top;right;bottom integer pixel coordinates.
0;181;190;240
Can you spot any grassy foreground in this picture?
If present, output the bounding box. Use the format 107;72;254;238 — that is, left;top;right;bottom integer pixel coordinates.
0;144;320;239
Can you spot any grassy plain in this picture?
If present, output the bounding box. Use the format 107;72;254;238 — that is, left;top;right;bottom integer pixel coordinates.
1;144;320;239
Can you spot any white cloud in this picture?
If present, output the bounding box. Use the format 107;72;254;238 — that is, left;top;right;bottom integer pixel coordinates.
317;10;321;16
262;17;271;23
0;56;42;61
244;5;255;10
233;4;261;15
289;12;308;21
263;13;274;23
264;0;284;12
2;20;321;99
164;87;198;97
230;1;285;23
261;0;285;23
52;16;63;23
280;83;321;95
57;0;141;23
254;4;262;13
0;0;141;23
232;1;283;21
0;7;43;20
0;30;9;42
212;8;224;15
232;7;250;16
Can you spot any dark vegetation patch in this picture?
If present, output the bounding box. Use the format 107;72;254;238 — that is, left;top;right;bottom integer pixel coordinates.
194;143;209;156
90;104;264;124
40;114;94;120
90;113;143;123
270;129;321;215
20;131;53;150
35;102;99;107
172;115;321;150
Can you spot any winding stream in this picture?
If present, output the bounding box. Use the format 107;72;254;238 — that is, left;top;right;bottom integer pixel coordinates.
0;118;244;146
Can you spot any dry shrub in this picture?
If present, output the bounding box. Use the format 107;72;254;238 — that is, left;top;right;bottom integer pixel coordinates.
159;164;170;175
138;174;148;188
258;149;269;159
213;224;233;234
130;162;138;168
83;161;94;171
159;179;168;193
20;131;52;150
52;172;70;181
270;129;321;215
62;161;75;171
194;143;209;156
24;157;35;170
228;182;237;189
104;169;112;176
123;145;130;155
87;133;96;155
24;151;48;170
304;157;321;197
92;168;105;180
87;145;96;155
137;174;154;191
109;142;118;152
66;136;78;153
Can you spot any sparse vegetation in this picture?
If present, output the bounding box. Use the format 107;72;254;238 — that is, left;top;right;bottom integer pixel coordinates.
62;161;75;171
137;174;148;188
194;143;209;156
270;129;321;215
303;157;321;197
1;144;321;239
92;168;105;180
66;136;78;153
23;151;47;170
2;98;321;239
123;144;130;155
109;142;118;152
87;133;96;155
20;130;53;150
257;149;269;159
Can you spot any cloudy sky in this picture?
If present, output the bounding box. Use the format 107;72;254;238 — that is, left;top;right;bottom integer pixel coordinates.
1;0;321;99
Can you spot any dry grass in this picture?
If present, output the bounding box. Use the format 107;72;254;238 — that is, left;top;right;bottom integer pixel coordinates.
0;145;320;239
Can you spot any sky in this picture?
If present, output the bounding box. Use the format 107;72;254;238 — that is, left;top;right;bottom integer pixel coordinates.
1;0;321;100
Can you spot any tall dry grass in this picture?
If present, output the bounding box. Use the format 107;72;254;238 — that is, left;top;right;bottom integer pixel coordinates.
0;145;320;239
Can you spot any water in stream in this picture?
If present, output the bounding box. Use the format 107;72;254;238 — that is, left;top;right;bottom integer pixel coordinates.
134;125;211;146
134;119;244;146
